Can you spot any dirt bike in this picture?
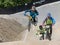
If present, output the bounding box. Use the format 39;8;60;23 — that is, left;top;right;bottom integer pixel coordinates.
36;26;45;40
44;25;51;41
27;15;38;32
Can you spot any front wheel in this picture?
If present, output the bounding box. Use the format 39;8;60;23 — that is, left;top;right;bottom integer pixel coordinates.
40;34;44;40
28;20;31;32
46;29;51;41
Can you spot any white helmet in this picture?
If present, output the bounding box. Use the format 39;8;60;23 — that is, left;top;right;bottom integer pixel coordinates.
31;6;36;10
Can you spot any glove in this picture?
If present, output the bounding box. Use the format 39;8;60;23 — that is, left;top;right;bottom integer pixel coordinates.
29;16;32;20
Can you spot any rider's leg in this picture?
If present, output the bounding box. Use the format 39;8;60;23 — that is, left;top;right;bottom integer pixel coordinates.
46;31;48;39
49;25;52;40
33;18;37;26
42;33;44;40
50;25;52;36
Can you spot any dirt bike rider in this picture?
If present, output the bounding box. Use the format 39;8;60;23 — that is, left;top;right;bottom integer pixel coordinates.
24;5;39;25
24;6;39;26
42;13;56;39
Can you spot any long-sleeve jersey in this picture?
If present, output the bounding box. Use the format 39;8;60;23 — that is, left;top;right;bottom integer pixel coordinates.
43;16;56;25
24;10;39;19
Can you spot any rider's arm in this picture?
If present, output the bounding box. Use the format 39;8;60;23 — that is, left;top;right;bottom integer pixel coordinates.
24;10;30;16
43;18;47;25
35;10;39;16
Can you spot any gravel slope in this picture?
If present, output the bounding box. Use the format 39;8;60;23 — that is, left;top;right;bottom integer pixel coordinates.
0;18;25;42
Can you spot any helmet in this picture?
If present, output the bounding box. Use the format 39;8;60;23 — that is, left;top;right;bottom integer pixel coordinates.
31;6;36;10
39;25;43;30
47;13;51;17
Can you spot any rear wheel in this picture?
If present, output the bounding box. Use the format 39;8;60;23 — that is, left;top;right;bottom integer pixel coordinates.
46;28;51;41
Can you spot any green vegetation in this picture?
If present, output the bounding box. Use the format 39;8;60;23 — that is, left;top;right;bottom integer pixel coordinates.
0;0;32;8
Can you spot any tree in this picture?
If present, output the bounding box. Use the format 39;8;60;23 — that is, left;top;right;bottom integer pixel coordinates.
0;0;4;8
0;0;32;8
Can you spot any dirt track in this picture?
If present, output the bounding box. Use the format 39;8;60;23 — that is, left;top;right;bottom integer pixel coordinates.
0;1;60;45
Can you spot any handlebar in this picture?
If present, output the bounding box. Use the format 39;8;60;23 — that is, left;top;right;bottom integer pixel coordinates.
42;24;52;26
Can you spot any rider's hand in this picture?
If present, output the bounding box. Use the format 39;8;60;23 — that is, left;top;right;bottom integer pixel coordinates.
29;16;32;20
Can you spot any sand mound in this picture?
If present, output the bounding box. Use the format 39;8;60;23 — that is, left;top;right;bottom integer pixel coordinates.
0;18;25;42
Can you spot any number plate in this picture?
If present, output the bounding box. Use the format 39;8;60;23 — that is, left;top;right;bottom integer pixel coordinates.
46;26;50;28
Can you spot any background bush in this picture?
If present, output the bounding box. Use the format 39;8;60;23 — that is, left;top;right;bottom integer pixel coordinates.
0;0;32;8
